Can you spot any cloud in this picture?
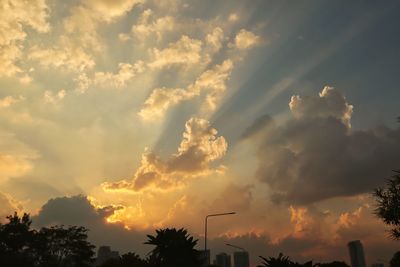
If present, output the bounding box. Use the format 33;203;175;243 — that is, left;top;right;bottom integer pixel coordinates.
0;130;38;183
139;60;233;120
230;29;261;50
0;95;25;107
93;62;146;88
102;117;227;192
43;90;66;104
72;61;145;93
31;195;149;255
228;13;239;23
209;184;253;213
29;38;96;72
0;192;23;223
148;35;203;69
289;86;353;128
30;0;142;72
131;9;176;41
206;27;224;52
244;86;400;204
83;0;144;21
0;0;49;76
0;154;34;181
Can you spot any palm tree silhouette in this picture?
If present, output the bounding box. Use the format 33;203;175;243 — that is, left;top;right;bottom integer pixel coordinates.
145;228;200;267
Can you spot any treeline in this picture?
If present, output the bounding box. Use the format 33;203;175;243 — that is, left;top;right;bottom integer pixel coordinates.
1;212;399;267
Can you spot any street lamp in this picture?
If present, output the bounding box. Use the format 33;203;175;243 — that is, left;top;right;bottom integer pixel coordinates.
204;212;236;264
225;243;246;251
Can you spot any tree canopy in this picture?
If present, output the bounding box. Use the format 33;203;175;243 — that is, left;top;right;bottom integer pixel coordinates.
373;170;400;239
0;213;95;267
145;228;200;267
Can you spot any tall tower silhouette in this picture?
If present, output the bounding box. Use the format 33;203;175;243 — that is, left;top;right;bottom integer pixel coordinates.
233;251;249;267
347;240;366;267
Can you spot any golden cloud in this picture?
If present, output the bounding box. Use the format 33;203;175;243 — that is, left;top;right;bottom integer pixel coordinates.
102;117;227;192
139;60;233;120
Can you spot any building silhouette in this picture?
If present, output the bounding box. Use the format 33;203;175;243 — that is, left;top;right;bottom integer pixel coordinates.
233;251;249;267
200;250;210;267
348;240;367;267
214;252;231;267
95;246;120;266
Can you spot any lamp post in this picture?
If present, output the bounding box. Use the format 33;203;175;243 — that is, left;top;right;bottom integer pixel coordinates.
204;212;236;264
225;243;246;251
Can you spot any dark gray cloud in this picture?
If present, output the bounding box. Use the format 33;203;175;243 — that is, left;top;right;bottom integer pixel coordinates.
209;184;253;213
244;87;400;204
32;195;149;255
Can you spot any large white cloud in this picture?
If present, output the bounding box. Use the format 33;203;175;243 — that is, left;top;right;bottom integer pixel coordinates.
102;117;227;192
243;87;400;204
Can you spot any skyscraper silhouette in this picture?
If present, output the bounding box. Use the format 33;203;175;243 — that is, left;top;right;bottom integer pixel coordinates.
348;240;367;267
215;252;231;267
233;251;249;267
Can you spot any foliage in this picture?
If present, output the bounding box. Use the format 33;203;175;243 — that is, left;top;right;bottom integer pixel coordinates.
0;213;95;267
99;252;149;267
258;253;315;267
317;262;350;267
35;225;95;266
391;251;400;267
145;228;200;267
0;212;36;267
373;170;400;239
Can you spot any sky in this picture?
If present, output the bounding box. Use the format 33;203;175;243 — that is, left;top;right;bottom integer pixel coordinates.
1;0;400;266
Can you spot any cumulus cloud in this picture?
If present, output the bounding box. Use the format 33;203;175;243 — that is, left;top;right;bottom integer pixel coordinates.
289;86;353;128
93;62;146;88
0;0;49;76
29;38;96;72
230;29;261;50
132;9;176;41
30;0;142;72
32;195;149;255
139;60;233;120
148;35;203;69
206;27;224;52
72;61;145;93
243;86;400;204
102;117;227;192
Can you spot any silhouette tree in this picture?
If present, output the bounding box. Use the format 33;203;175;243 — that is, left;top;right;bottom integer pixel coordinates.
0;213;95;267
258;253;292;267
121;252;149;267
0;212;36;267
373;170;400;239
257;253;315;267
99;252;149;267
145;228;200;267
391;251;400;267
317;262;349;267
35;225;95;267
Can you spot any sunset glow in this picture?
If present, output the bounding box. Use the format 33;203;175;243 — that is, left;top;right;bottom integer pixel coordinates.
1;1;400;266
